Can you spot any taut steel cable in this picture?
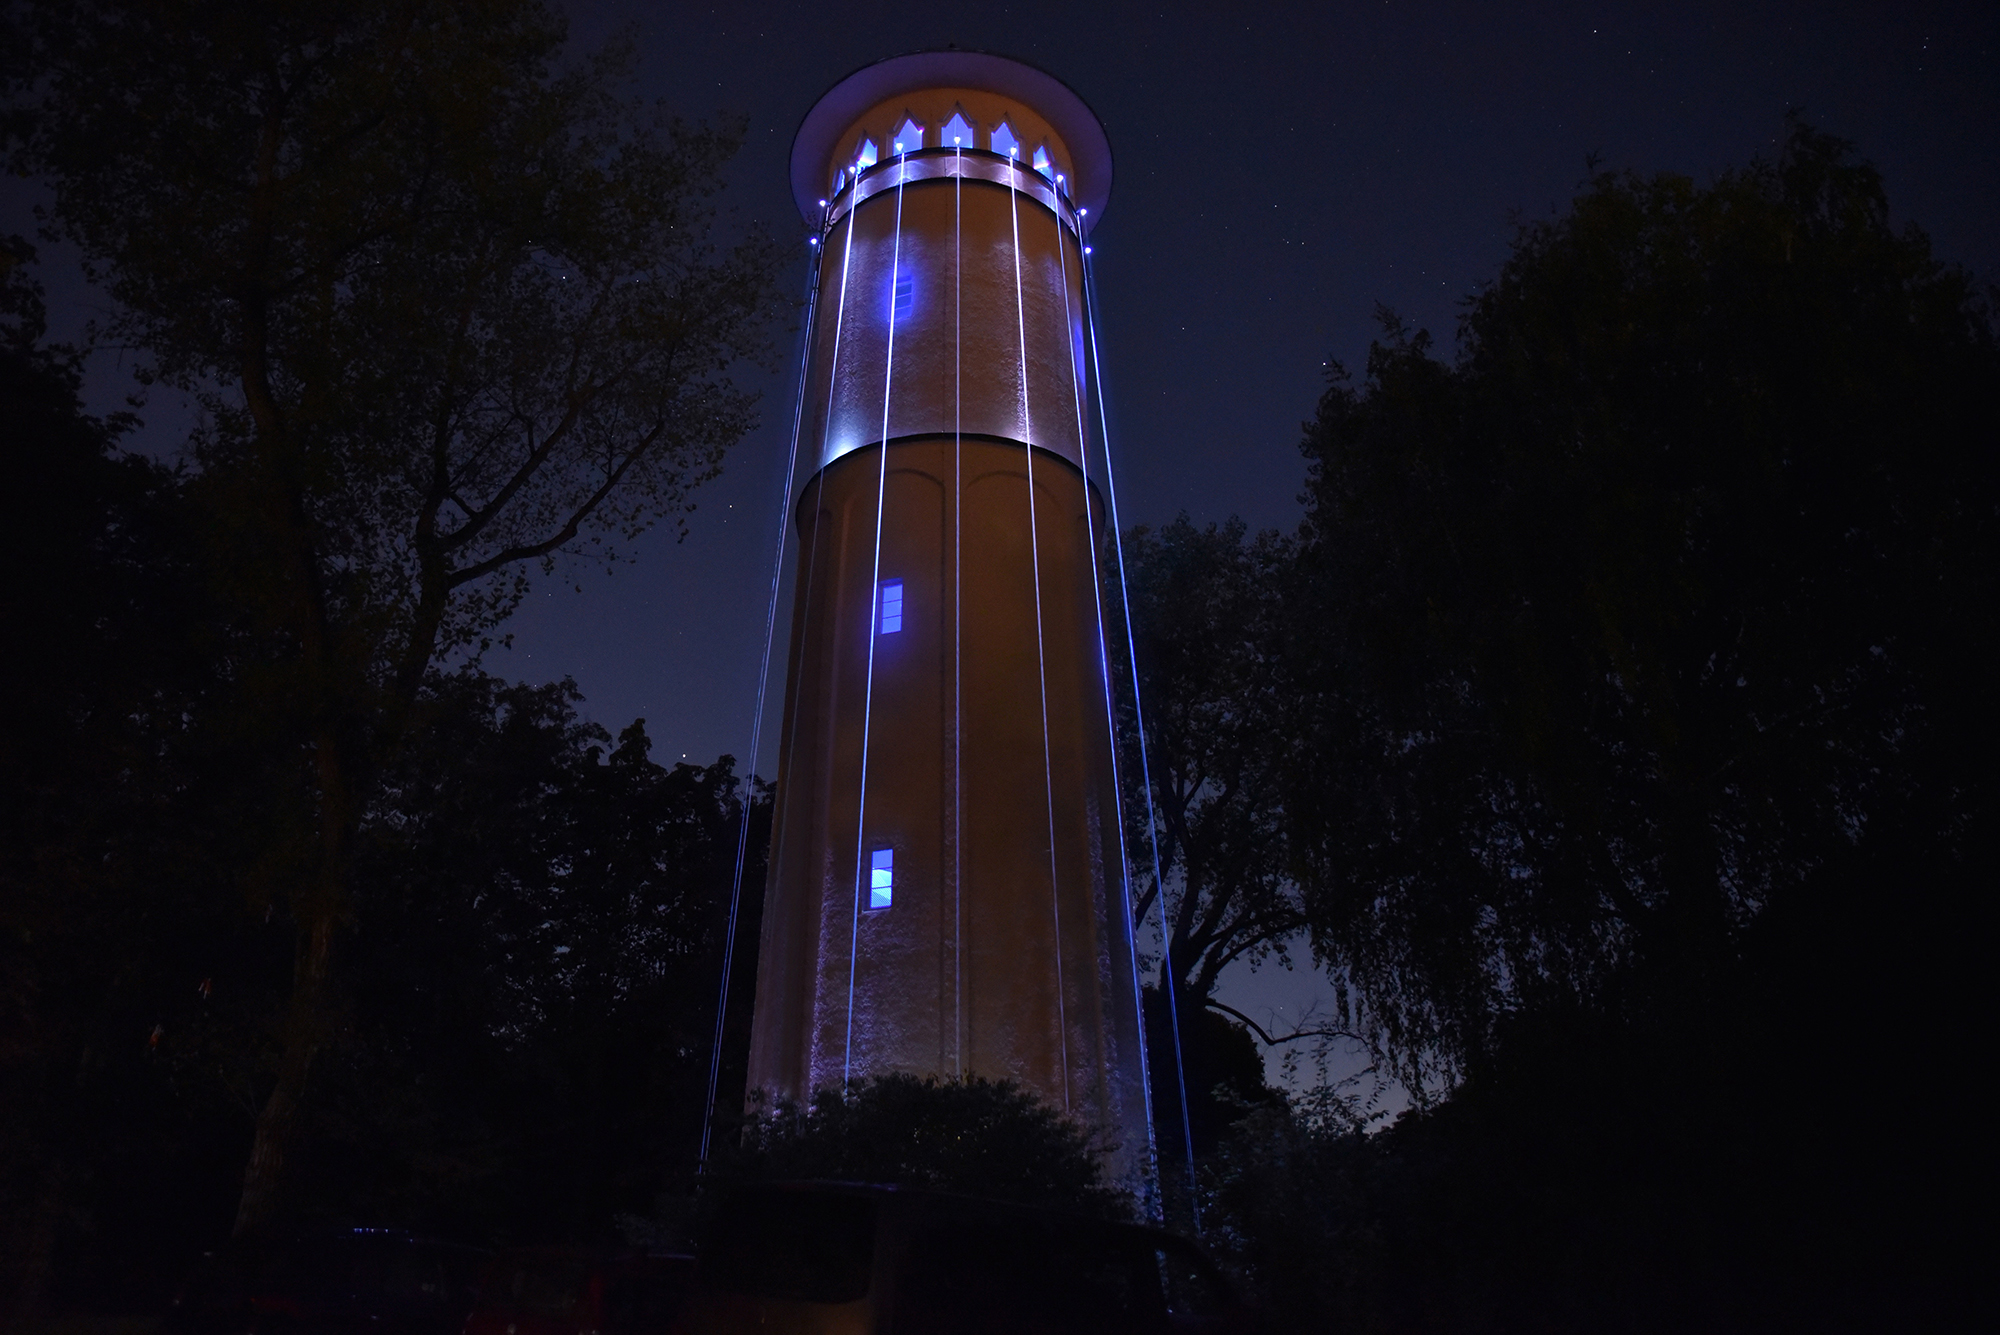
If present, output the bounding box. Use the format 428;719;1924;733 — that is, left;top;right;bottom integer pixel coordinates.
698;226;825;1166
843;152;912;1084
1055;205;1160;1203
1081;246;1200;1225
1007;155;1071;1110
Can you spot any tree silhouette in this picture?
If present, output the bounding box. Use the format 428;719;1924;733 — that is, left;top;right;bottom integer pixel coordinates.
720;1074;1130;1221
11;0;782;1234
1287;121;1998;1085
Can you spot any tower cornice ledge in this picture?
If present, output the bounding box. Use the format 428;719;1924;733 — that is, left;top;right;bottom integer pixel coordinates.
791;50;1114;229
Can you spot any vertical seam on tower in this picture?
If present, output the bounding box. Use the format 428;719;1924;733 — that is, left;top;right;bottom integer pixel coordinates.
844;155;909;1085
1009;165;1071;1111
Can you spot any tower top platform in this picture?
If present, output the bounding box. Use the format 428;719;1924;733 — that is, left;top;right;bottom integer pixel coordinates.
790;50;1113;229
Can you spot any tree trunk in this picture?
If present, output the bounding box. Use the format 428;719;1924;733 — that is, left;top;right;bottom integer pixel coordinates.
233;883;336;1238
233;728;354;1239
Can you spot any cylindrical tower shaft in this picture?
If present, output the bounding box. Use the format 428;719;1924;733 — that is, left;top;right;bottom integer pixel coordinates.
749;53;1150;1187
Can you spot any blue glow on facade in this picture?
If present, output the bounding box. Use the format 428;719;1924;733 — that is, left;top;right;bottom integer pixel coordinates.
878;580;903;634
869;849;894;909
892;268;914;325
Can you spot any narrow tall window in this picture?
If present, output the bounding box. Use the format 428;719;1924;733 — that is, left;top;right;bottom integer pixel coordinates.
892;118;924;155
878;580;903;634
855;138;878;171
869;849;894;910
1031;145;1055;179
892;270;914;324
990;121;1019;159
942;110;975;148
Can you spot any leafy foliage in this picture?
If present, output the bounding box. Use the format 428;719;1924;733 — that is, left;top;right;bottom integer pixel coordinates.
285;684;768;1244
720;1074;1131;1220
18;0;781;678
1115;517;1306;1006
1287;122;1999;1083
8;0;785;1234
0;236;270;1309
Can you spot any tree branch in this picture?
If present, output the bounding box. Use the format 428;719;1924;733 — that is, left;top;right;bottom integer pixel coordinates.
1205;999;1364;1049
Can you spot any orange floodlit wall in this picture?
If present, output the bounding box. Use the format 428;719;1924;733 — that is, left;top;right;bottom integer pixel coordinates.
747;53;1153;1190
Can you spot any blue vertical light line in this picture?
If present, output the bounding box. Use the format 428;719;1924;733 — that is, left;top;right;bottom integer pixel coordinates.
772;197;857;1094
1082;246;1199;1227
843;155;910;1085
1056;207;1159;1206
698;230;824;1166
1008;154;1071;1110
952;143;965;1077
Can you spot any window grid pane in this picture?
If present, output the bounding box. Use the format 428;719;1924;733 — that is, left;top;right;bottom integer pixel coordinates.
878;580;903;634
869;849;894;909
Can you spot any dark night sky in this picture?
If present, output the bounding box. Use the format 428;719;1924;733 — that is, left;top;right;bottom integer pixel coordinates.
501;0;1997;770
11;1;1996;1066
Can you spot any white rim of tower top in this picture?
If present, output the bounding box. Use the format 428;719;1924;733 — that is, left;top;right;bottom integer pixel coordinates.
818;141;1085;241
789;49;1113;234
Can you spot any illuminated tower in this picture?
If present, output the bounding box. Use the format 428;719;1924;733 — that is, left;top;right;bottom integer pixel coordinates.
747;52;1152;1187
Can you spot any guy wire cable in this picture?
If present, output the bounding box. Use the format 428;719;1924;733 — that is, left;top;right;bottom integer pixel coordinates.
1007;148;1071;1110
698;218;825;1167
1055;198;1159;1188
764;180;859;1101
1081;244;1200;1226
952;135;965;1077
843;148;911;1084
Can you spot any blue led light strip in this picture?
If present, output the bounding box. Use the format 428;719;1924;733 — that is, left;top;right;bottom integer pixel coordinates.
952;144;965;1078
1008;156;1071;1110
1055;209;1159;1209
1082;245;1200;1228
843;154;911;1085
698;225;826;1167
764;197;857;1099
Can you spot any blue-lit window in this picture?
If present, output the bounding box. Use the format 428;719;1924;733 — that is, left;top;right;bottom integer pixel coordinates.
892;118;924;155
990;121;1019;159
869;849;894;909
855;138;878;172
1031;145;1054;179
878;580;903;634
942;111;975;148
832;165;849;194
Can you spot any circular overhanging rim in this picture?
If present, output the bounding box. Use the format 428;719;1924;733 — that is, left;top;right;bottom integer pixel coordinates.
791;50;1112;231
